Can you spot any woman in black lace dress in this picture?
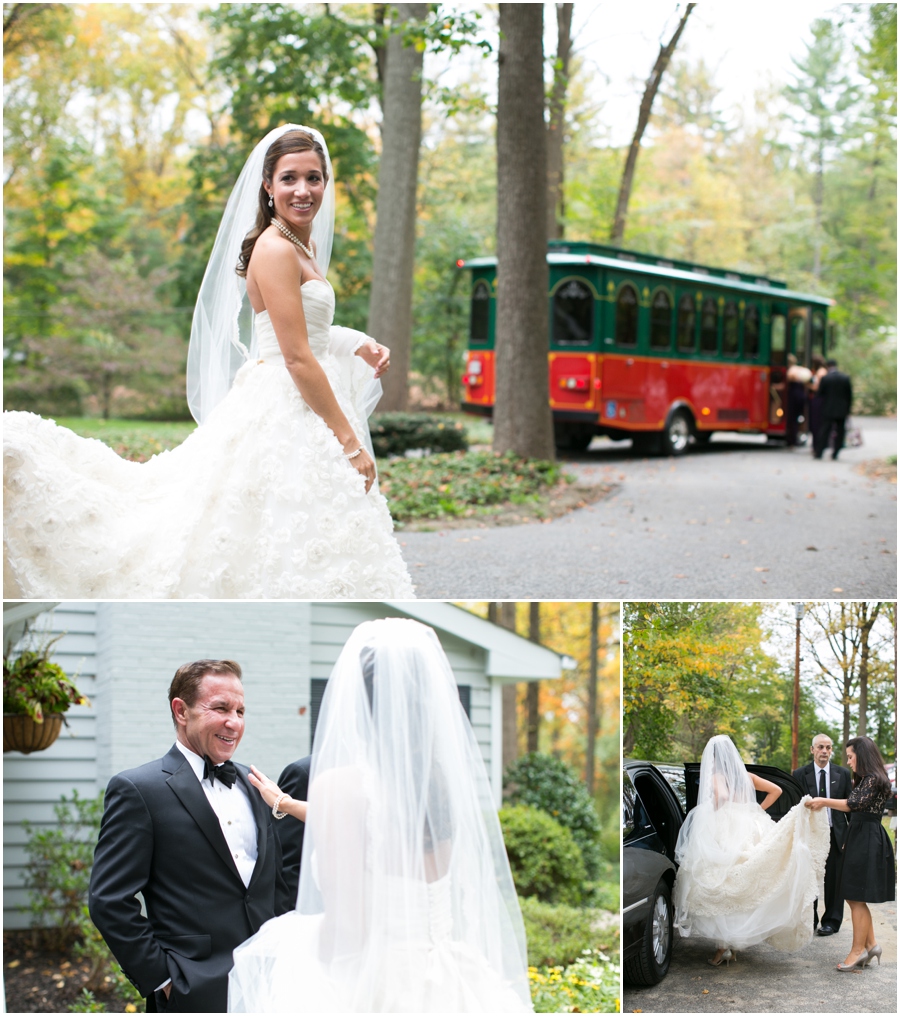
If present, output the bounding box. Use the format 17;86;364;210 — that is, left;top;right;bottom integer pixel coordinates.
806;736;895;971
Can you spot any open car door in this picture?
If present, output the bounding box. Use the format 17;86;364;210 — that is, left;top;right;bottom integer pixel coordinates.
683;763;806;822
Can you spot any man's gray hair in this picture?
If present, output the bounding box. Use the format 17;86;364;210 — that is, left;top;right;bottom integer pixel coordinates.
811;732;833;746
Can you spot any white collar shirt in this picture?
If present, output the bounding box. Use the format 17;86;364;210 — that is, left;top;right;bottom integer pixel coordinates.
814;761;832;826
175;740;259;887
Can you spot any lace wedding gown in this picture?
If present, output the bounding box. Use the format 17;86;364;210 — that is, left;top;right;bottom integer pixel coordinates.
3;280;414;598
673;797;829;951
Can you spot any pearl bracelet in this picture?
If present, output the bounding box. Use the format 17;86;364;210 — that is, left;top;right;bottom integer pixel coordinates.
345;446;364;460
272;793;288;819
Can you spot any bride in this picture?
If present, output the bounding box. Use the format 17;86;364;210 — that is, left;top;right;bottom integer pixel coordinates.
673;734;829;966
4;125;414;599
229;619;532;1013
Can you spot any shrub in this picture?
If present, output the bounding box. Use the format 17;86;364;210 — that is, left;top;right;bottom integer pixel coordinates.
504;752;603;879
519;896;598;968
370;412;468;457
499;805;586;906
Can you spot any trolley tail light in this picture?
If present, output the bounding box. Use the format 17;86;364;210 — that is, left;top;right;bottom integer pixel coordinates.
462;374;484;387
464;359;484;387
559;375;589;391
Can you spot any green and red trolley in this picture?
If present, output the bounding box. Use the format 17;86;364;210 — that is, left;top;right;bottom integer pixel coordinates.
459;240;834;454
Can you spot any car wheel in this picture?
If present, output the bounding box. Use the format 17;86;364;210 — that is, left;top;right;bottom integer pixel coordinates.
624;878;673;986
661;409;692;456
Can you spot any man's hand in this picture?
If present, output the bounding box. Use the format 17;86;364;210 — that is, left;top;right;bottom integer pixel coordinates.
356;340;390;378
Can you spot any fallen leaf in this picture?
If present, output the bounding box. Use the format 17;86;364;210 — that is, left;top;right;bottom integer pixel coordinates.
806;491;816;498
806;546;818;551
702;989;710;994
6;960;19;969
754;567;770;572
674;573;687;578
722;553;730;558
833;587;844;592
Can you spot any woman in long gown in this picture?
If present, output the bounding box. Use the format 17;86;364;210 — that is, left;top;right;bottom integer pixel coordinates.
673;734;829;966
228;618;532;1013
4;125;414;599
806;735;895;971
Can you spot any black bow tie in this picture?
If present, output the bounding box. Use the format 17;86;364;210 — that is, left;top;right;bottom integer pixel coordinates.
203;757;237;788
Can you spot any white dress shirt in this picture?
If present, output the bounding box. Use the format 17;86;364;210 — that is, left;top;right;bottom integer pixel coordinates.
814;761;832;826
175;740;259;885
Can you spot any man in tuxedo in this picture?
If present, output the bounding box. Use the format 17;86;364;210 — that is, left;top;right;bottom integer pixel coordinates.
89;660;291;1012
793;733;852;935
813;359;853;460
273;754;311;903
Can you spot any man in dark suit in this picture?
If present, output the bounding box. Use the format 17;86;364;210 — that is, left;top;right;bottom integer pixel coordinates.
273;754;311;904
813;359;853;460
793;732;852;935
89;659;291;1012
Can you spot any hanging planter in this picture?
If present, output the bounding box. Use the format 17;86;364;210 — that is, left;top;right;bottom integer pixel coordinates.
3;633;89;755
4;713;64;754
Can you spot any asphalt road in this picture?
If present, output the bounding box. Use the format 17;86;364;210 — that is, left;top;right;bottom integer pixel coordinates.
623;900;897;1014
399;417;897;599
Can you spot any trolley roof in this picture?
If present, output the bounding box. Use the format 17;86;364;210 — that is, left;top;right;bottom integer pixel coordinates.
459;242;834;307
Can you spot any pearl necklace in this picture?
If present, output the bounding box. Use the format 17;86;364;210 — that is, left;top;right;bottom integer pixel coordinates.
271;217;315;260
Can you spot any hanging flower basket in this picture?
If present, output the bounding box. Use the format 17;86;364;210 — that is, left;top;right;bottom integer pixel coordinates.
3;713;64;754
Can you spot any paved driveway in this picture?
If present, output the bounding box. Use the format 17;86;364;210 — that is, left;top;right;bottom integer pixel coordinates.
623;900;896;1014
400;417;896;598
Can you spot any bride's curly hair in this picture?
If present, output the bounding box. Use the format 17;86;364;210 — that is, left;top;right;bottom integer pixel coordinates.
235;130;329;278
846;735;891;792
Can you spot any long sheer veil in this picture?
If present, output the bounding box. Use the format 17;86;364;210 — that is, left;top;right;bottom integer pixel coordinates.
186;124;335;424
229;619;532;1012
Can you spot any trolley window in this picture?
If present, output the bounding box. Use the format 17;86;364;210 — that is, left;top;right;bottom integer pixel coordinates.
649;290;672;350
677;294;695;352
745;304;760;357
791;313;807;363
771;313;786;366
700;297;718;353
812;311;825;357
470;280;490;344
552;279;593;346
615;283;638;347
723;300;739;356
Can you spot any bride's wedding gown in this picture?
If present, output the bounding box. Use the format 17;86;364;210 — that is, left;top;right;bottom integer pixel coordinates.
673;797;829;951
3;280;414;598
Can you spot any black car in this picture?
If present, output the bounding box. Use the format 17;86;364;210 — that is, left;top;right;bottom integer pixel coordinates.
623;758;804;987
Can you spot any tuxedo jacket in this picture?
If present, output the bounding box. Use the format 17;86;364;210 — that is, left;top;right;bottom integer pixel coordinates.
89;744;292;1013
817;370;853;419
793;761;852;848
274;755;311;906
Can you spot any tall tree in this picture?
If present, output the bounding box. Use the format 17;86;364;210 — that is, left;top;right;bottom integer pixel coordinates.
546;2;574;239
584;601;599;793
368;3;428;410
526;601;541;753
488;602;520;769
610;2;695;245
493;3;554;460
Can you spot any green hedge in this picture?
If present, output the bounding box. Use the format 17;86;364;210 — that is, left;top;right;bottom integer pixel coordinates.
499;805;586;906
369;413;468;457
519;896;599;968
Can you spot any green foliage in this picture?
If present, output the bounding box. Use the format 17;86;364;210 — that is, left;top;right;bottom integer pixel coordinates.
519;897;616;967
504;752;603;880
22;792;104;948
4;636;89;723
72;904;143;1008
379;451;565;523
370;413;468;457
528;950;620;1014
55;417;197;462
498;806;586;907
68;989;107;1013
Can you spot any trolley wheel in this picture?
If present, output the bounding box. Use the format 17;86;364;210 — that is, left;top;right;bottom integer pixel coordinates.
624;878;674;986
661;409;692;457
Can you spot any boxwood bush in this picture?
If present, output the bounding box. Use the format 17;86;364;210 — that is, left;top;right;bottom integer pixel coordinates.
519;897;607;968
370;413;468;458
498;805;586;906
504;752;603;880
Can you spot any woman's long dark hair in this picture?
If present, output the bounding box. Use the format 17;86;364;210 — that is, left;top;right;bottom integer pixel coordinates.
235;130;328;278
846;735;891;791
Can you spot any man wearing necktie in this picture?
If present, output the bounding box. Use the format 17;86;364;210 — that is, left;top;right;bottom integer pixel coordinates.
89;660;291;1012
793;733;852;936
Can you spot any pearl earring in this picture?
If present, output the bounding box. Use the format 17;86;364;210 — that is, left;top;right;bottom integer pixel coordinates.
268;194;273;208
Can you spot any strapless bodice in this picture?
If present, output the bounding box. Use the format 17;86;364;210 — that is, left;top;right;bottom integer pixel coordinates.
255;279;334;364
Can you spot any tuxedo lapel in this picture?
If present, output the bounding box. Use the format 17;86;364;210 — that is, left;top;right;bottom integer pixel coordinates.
163;747;244;883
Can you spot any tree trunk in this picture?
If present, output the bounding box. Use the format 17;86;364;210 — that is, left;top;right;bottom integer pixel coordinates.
526;601;541;752
546;3;573;240
585;601;599;793
610;3;695;245
490;602;520;771
367;3;427;411
855;602;882;736
493;4;554;460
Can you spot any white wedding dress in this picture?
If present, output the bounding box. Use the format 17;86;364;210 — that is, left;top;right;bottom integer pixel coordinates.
3;280;414;599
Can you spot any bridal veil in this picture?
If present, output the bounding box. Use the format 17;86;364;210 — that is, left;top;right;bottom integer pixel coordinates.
228;619;532;1012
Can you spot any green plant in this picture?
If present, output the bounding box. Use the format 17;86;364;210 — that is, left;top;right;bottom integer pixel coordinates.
528;949;620;1014
4;633;89;723
519;897;599;968
499;806;586;906
69;988;107;1013
504;753;604;879
73;904;143;1009
369;412;469;457
22;791;104;948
